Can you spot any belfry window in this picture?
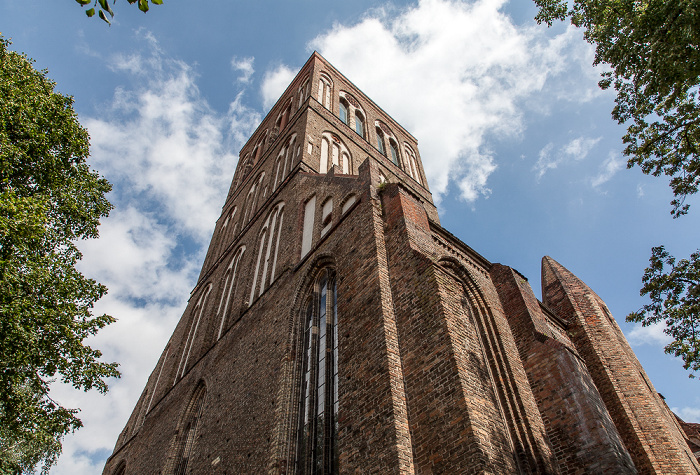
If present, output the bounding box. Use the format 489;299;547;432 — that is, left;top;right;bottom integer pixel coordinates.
389;140;399;166
338;100;348;125
376;127;385;156
297;269;338;474
318;74;332;110
354;111;364;138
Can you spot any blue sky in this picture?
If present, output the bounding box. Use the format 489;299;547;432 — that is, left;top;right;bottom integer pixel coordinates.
2;0;699;472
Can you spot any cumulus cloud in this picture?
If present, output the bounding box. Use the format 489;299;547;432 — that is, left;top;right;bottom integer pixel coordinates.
534;136;601;179
591;152;624;188
261;64;296;110
51;34;261;475
283;0;597;202
627;322;673;347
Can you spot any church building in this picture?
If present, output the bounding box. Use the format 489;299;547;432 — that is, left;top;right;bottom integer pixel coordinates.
103;52;700;474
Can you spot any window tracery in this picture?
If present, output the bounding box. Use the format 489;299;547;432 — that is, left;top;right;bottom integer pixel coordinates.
296;268;338;474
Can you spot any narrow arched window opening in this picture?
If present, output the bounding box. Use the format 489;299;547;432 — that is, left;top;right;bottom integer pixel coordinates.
339;99;348;125
389;140;399;166
175;285;212;382
296;269;338;474
249;203;285;305
165;383;207;475
217;246;245;339
354;111;364;138
376;127;386;156
318;74;333;110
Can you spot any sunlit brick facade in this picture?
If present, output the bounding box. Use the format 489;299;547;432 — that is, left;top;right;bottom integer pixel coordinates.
103;53;700;474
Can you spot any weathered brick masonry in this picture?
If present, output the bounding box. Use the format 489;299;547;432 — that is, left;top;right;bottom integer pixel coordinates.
103;53;700;474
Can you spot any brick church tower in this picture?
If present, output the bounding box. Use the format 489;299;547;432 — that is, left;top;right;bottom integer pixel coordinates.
103;53;700;474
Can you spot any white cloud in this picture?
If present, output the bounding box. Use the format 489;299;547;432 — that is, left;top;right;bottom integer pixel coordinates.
627;322;673;347
51;33;261;475
274;0;596;203
534;136;601;179
672;406;700;423
231;56;255;84
591;151;624;188
261;64;296;110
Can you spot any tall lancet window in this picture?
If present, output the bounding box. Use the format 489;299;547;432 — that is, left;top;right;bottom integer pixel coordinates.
217;246;245;339
164;382;207;475
297;268;338;474
249;203;285;305
318;73;333;110
175;284;212;382
376;127;386;156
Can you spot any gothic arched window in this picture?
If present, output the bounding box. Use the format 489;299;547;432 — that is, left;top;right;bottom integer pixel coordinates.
296;268;338;474
376;127;386;156
354;111;365;138
217;246;246;339
338;99;348;125
175;285;212;382
318;73;333;110
320;133;352;175
165;382;207;475
403;143;421;184
249;203;285;305
389;140;400;167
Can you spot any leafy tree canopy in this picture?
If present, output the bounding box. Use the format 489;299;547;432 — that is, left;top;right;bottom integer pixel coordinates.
535;0;700;218
0;37;119;473
75;0;163;24
628;247;700;378
534;0;700;378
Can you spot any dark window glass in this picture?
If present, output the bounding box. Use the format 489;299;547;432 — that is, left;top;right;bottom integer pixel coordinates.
376;128;385;156
339;101;348;125
390;141;399;166
297;270;338;474
355;112;364;137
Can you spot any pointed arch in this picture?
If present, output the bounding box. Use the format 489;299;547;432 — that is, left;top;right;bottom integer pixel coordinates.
216;245;246;339
175;284;213;382
317;72;333;110
294;266;338;474
403;143;421;184
298;75;311;109
163;381;207;475
438;257;539;471
249;202;285;305
319;132;352;175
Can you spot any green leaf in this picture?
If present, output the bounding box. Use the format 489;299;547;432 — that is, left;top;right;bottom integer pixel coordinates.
151;0;164;5
138;0;149;12
85;7;95;17
75;0;91;5
98;9;111;24
0;37;116;474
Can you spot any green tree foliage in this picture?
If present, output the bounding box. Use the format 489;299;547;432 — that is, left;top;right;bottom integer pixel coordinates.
628;247;700;377
534;0;700;377
0;37;119;473
534;0;700;218
75;0;163;24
